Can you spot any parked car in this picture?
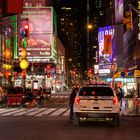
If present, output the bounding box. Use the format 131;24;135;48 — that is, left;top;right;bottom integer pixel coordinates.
73;83;120;126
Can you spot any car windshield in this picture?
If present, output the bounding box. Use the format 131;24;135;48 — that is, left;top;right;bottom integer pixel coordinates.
79;86;114;96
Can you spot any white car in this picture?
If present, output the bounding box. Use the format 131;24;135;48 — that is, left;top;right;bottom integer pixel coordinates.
73;84;120;126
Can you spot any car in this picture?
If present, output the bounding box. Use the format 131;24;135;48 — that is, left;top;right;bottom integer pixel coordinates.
73;83;120;126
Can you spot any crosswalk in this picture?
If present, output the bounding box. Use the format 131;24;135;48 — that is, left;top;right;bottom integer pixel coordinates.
0;107;70;117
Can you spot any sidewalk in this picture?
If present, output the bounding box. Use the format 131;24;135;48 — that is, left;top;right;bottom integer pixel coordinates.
121;98;140;117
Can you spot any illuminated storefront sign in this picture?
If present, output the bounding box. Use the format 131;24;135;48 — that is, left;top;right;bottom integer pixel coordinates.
98;26;115;64
19;7;54;60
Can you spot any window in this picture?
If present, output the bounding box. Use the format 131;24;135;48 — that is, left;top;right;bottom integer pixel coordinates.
36;1;42;7
25;1;32;7
79;86;114;96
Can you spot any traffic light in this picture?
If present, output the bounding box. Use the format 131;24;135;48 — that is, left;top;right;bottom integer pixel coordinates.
47;73;51;78
123;11;133;30
24;24;29;37
88;69;93;77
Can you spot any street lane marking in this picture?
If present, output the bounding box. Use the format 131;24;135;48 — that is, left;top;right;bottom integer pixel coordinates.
1;108;26;116
62;109;70;116
0;108;18;114
35;108;56;117
13;108;38;116
25;108;47;116
0;108;70;117
50;108;66;116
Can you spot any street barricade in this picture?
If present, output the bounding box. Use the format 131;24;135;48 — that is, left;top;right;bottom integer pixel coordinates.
121;97;140;116
6;94;24;107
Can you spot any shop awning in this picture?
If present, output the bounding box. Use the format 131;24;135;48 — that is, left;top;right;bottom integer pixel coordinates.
113;72;121;78
113;70;140;78
134;70;140;77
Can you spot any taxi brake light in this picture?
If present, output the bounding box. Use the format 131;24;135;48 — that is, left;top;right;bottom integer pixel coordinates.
83;91;86;95
75;96;80;104
113;96;118;105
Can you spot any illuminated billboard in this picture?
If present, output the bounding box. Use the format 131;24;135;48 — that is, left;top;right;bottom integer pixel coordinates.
98;25;123;67
115;0;123;24
98;26;115;64
18;7;54;61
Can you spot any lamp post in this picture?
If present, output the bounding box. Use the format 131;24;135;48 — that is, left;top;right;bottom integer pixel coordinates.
111;58;117;89
65;58;72;88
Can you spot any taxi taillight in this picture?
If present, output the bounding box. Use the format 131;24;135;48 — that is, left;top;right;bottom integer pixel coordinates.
113;96;118;105
75;96;80;105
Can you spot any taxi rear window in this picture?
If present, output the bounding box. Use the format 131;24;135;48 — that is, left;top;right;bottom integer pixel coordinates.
79;87;114;96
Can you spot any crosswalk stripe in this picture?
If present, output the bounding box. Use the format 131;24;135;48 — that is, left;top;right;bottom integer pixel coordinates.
13;108;38;116
25;108;47;116
62;109;70;116
50;108;67;116
0;108;70;117
0;108;18;114
35;108;56;117
1;108;25;116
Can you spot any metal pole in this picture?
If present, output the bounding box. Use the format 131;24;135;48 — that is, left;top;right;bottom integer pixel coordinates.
87;0;89;70
128;4;140;15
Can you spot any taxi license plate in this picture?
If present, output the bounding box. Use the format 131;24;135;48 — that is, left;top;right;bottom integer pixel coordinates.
93;102;98;105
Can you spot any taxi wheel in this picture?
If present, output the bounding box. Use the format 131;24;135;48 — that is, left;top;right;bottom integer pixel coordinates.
73;113;80;126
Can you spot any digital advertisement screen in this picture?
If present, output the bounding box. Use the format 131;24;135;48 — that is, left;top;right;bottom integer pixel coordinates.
98;26;114;64
98;25;123;67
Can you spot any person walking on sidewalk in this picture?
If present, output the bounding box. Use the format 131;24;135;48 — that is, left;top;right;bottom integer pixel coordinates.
69;87;79;120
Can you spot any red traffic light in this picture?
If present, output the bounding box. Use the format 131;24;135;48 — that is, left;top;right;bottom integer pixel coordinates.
24;24;29;37
24;24;29;29
47;73;51;78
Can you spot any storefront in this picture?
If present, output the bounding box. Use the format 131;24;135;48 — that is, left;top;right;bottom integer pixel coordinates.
106;77;137;96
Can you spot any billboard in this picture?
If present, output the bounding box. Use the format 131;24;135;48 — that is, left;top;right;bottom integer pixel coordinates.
115;0;124;24
98;26;114;64
98;25;123;67
18;7;53;61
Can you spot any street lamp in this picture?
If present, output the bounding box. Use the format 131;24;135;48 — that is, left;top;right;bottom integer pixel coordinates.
87;24;93;30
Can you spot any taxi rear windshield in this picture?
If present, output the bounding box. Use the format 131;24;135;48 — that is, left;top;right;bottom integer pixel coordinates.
79;87;114;96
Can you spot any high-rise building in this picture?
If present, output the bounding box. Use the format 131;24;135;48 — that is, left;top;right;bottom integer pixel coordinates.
52;0;84;84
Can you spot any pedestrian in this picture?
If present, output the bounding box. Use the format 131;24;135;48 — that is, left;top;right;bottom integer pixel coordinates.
116;87;124;101
38;87;47;106
69;87;79;120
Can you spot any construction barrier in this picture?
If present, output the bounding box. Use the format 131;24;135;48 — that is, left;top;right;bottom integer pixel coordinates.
6;94;24;107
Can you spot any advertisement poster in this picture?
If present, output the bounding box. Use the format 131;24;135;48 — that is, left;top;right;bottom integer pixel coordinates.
98;25;123;67
98;26;114;64
18;7;53;60
104;35;112;54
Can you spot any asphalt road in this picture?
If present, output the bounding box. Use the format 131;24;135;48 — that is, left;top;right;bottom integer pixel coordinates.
0;115;140;140
0;94;140;140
